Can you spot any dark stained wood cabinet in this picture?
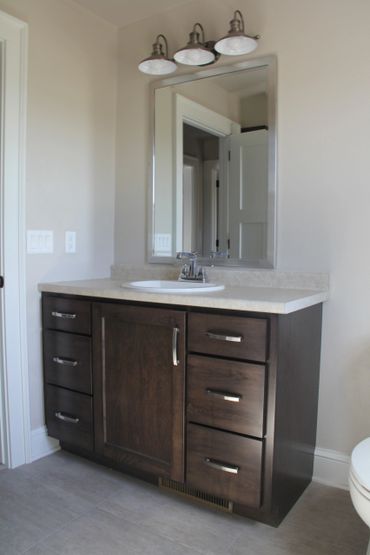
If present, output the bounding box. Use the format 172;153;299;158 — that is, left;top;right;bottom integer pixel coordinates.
92;303;186;482
42;292;323;527
42;296;94;452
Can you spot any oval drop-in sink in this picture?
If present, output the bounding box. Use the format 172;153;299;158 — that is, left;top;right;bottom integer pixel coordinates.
121;280;224;294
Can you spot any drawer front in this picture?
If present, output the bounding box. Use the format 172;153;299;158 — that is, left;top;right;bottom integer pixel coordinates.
46;385;93;451
188;313;268;362
44;331;92;395
43;296;91;335
187;424;263;507
187;355;265;438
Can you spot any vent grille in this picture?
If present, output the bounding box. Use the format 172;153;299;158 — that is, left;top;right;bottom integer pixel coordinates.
159;478;232;512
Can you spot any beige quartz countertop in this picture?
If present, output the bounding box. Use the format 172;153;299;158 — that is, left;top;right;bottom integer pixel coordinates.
38;278;328;315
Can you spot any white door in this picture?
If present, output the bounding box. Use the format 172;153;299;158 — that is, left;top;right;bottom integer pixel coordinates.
0;41;5;466
228;129;268;260
0;11;30;468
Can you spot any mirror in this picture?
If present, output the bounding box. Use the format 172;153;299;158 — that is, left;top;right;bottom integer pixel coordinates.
149;56;276;267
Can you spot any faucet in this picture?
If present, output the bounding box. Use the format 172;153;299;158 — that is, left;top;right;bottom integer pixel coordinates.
176;252;206;282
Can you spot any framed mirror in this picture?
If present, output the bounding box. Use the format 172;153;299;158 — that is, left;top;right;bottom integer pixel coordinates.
148;56;277;268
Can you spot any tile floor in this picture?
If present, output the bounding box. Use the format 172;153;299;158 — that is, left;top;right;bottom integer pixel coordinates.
0;450;368;555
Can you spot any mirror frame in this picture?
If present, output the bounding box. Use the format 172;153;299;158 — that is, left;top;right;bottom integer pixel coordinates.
147;55;277;268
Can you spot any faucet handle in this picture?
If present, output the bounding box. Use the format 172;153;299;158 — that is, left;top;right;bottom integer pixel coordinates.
176;251;198;260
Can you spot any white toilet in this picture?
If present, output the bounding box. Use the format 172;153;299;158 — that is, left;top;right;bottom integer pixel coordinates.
349;437;370;554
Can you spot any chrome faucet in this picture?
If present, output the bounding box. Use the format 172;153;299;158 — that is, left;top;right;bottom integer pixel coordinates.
176;252;206;282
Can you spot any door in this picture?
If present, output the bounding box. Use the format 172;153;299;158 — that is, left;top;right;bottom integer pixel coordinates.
228;129;268;260
93;303;186;482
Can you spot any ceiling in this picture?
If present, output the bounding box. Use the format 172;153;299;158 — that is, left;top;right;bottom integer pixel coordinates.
72;0;194;28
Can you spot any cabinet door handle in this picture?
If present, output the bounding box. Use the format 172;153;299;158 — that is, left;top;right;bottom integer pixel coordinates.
172;327;179;366
52;356;78;367
204;457;239;474
51;311;77;320
206;331;242;343
55;411;79;424
206;388;242;403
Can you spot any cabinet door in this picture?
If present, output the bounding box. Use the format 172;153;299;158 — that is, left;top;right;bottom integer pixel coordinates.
93;303;186;482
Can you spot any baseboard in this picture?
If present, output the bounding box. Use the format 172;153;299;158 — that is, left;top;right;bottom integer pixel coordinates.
29;430;350;489
31;425;60;462
313;447;350;490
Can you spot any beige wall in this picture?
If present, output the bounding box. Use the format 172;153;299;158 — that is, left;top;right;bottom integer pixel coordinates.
241;93;267;128
115;0;370;456
0;0;117;430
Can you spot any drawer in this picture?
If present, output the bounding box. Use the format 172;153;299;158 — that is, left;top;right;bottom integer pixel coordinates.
187;424;263;507
188;312;268;362
43;296;91;335
43;330;92;395
46;385;93;451
187;355;265;438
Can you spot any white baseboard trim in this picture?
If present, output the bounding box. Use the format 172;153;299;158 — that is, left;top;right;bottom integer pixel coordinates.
313;447;350;490
29;429;350;490
31;425;60;462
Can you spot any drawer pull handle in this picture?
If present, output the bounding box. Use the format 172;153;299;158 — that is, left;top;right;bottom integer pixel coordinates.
206;389;241;403
172;327;180;366
51;311;77;320
206;331;242;343
55;411;79;424
52;356;78;367
204;457;239;475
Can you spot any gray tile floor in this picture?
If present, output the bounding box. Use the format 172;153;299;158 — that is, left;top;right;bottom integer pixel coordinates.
0;451;368;555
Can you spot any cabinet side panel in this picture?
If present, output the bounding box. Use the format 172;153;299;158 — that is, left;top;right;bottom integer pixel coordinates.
272;304;323;520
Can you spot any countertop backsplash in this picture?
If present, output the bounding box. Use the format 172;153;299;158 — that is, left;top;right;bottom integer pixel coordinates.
111;264;329;292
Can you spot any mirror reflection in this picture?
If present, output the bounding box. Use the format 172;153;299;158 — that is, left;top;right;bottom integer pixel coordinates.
151;59;276;267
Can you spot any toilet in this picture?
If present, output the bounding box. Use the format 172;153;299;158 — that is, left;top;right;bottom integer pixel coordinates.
349;437;370;554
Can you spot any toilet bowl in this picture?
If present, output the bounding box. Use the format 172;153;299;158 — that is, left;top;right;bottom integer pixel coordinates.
349;437;370;554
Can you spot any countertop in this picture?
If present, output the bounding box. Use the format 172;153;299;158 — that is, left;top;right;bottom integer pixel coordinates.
38;278;328;314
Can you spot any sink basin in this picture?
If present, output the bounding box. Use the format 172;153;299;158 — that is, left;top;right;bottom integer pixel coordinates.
121;280;224;294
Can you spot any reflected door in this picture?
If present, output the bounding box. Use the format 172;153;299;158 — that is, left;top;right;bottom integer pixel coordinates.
228;130;268;260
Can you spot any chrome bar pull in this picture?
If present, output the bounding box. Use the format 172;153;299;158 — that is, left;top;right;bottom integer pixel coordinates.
51;311;77;320
204;457;239;474
55;411;79;424
52;356;78;367
206;388;242;403
172;327;179;366
206;331;243;343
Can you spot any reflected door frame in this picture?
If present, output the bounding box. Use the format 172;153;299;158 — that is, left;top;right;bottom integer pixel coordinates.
174;93;240;254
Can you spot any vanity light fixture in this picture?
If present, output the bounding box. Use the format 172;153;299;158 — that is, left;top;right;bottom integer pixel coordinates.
174;23;216;67
137;11;259;75
215;10;259;56
138;34;177;75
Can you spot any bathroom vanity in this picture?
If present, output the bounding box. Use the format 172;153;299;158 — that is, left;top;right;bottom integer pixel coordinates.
40;278;327;526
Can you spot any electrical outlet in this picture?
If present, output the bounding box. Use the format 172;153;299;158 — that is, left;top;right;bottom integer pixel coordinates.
65;231;76;253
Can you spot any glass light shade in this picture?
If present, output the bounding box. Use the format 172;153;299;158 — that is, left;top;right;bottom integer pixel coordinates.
174;46;215;66
138;56;177;75
215;34;258;56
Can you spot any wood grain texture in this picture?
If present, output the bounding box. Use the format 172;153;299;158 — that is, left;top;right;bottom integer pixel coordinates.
93;303;186;482
188;312;268;362
271;304;323;522
45;384;93;451
43;295;91;335
187;423;263;507
187;354;266;437
43;330;92;394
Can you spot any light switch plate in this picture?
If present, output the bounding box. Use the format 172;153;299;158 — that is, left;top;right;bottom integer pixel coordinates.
27;230;53;254
65;231;76;253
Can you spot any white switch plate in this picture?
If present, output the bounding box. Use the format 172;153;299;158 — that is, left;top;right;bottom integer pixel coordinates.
27;230;53;254
154;233;172;256
65;231;76;253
